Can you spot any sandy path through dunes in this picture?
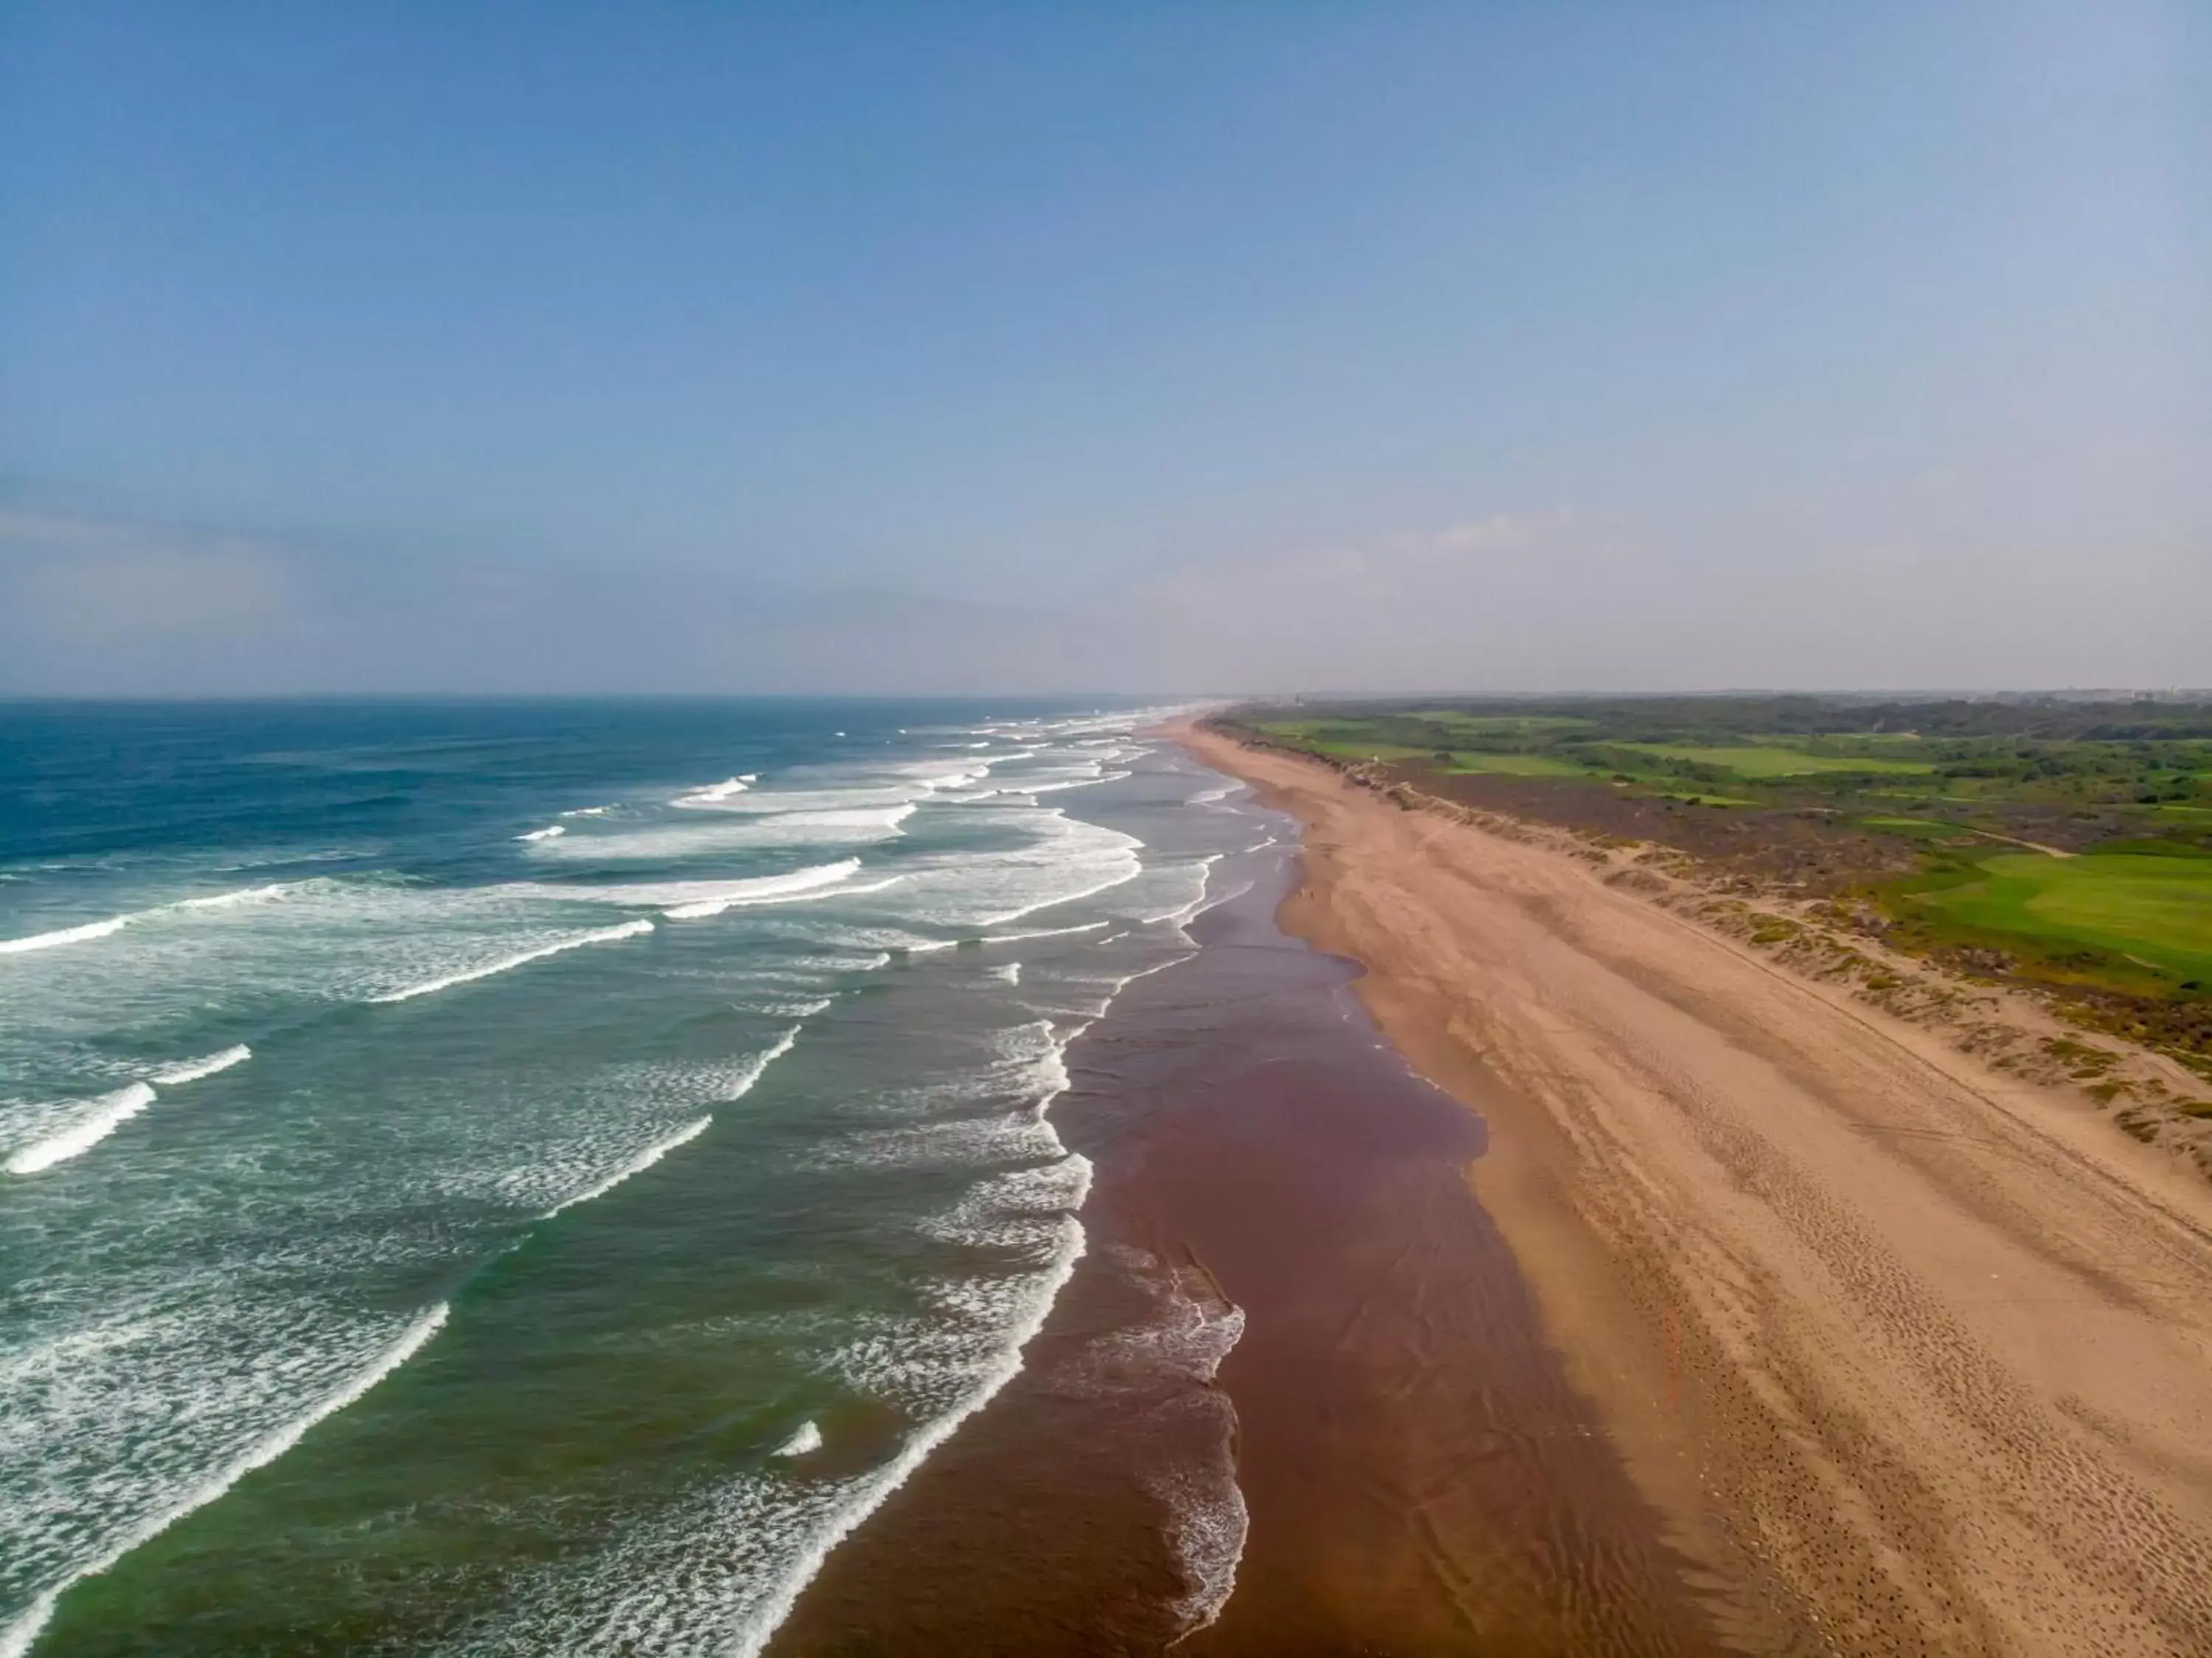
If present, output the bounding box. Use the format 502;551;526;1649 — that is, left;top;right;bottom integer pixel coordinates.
1180;724;2212;1657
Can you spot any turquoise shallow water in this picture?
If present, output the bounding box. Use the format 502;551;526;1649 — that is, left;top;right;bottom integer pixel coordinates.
0;698;1264;1655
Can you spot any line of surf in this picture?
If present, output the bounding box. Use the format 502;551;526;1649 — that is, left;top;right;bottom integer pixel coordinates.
4;1083;157;1176
672;774;757;808
721;1023;803;1097
0;884;291;957
544;860;881;919
525;859;865;918
0;1301;450;1658
5;1047;256;1176
367;919;654;1005
151;1045;253;1085
541;1117;712;1219
730;1176;1090;1658
731;1005;1114;1656
538;1024;805;1221
979;860;1144;927
664;875;898;920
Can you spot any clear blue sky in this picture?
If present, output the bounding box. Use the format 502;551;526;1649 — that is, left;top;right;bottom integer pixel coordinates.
2;1;2205;693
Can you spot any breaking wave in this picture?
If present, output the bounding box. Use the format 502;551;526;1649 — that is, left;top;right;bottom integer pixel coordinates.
541;1117;712;1219
0;885;291;957
0;1303;451;1658
4;1083;159;1176
673;776;757;808
151;1046;253;1086
772;1421;823;1457
530;860;870;920
368;920;655;1004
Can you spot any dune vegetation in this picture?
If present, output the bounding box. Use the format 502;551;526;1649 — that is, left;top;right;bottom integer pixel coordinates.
1234;696;2212;1069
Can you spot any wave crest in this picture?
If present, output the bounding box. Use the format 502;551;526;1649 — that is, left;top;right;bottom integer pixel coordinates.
151;1046;253;1086
368;920;655;1005
4;1083;159;1176
0;884;293;957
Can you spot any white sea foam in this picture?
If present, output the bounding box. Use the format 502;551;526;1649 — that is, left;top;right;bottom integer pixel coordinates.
0;710;1230;1654
0;1303;449;1658
885;757;998;792
4;1083;158;1175
1008;769;1131;797
0;884;291;957
1147;1270;1248;1637
150;1045;252;1086
367;919;654;1004
480;1174;1093;1654
667;875;899;920
1130;855;1227;930
1029;1019;1075;1116
1156;878;1252;932
804;1105;1065;1176
667;783;920;816
532;807;914;861
981;920;1111;944
858;807;1142;935
171;883;293;911
1154;1457;1248;1638
983;859;1143;927
0;915;130;954
720;1024;802;1099
728;1193;1088;1657
741;1013;1102;1658
772;1421;823;1457
560;805;614;818
516;825;566;842
1060;1249;1250;1640
542;1116;712;1218
673;776;756;808
924;1154;1090;1250
528;860;864;918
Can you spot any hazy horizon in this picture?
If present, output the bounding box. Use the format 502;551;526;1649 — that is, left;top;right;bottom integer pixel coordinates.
5;2;2206;696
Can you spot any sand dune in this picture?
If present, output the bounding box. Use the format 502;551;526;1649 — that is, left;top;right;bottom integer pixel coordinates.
1181;721;2212;1657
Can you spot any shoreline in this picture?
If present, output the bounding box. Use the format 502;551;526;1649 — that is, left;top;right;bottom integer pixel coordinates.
767;752;1713;1654
1179;718;2212;1654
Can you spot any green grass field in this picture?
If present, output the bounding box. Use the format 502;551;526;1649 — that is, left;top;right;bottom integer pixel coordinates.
1410;711;1596;733
1440;751;1589;777
1911;851;2212;985
1234;698;2212;1047
1622;744;1935;777
1295;739;1437;761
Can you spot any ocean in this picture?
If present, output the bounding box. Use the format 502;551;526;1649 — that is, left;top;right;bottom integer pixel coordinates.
0;698;1272;1655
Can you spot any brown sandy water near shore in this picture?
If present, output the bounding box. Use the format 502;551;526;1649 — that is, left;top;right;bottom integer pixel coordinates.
768;807;1717;1654
1182;721;2212;1657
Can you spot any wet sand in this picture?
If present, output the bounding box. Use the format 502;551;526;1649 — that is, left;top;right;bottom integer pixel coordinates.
1182;722;2212;1657
771;809;1714;1653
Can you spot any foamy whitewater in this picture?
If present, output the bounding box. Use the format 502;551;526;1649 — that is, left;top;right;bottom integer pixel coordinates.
0;698;1265;1655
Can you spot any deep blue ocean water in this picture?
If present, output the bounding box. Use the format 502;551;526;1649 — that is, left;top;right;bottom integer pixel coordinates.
0;698;1264;1655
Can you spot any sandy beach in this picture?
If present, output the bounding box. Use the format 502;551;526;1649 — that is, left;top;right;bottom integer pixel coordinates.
1179;719;2212;1655
769;799;1714;1655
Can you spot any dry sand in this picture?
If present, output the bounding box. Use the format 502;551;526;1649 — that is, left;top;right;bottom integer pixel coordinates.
1179;721;2212;1657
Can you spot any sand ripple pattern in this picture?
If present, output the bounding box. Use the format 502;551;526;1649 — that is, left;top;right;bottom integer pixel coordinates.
1192;725;2212;1657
